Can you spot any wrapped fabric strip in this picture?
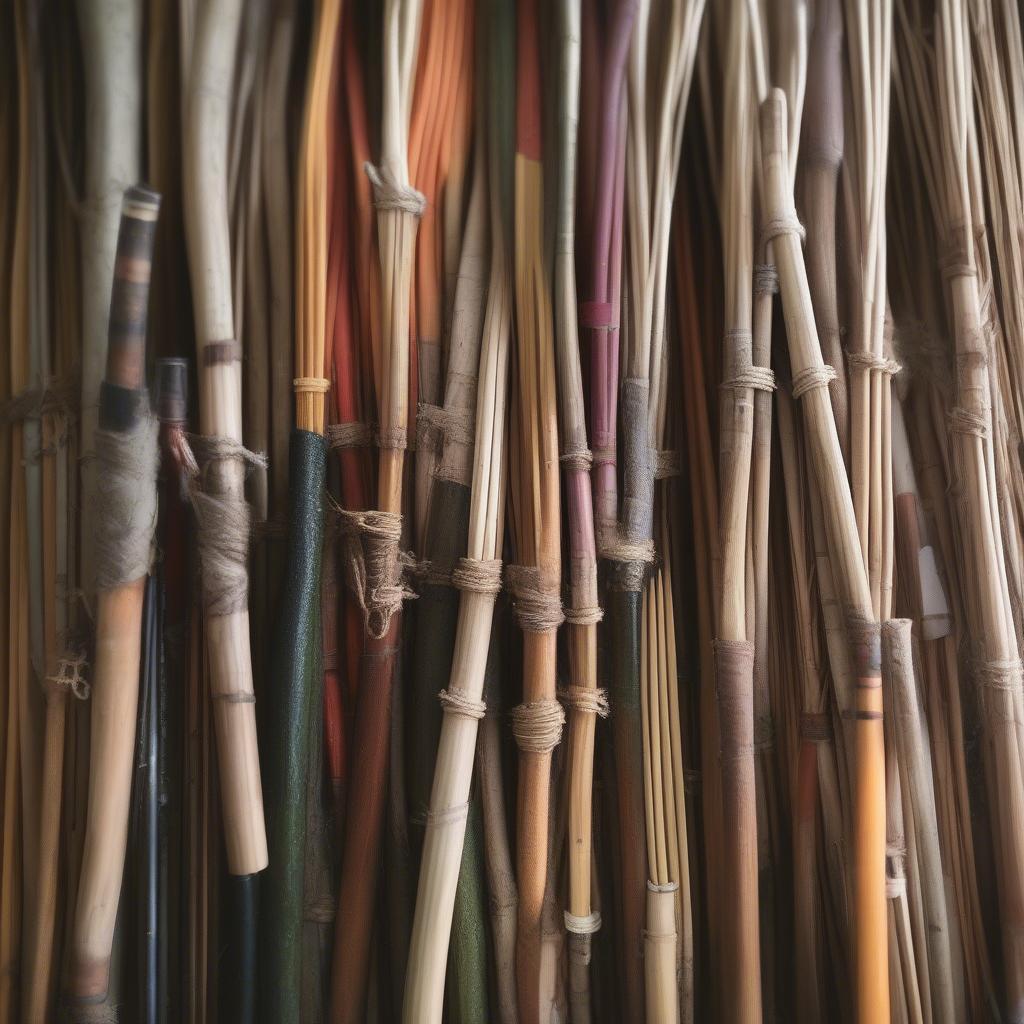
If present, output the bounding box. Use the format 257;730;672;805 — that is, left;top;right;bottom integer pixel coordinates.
505;565;564;634
92;415;160;591
184;435;268;616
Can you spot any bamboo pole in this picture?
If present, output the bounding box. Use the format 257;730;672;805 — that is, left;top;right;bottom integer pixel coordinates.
183;5;269;1019
760;87;889;1023
402;136;510;1020
508;3;564;1018
65;187;161;1016
329;2;424;1019
551;4;605;1017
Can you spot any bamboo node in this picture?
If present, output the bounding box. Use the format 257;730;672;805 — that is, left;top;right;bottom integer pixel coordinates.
948;407;989;439
416;402;475;452
721;366;777;393
511;699;565;754
653;449;682;479
760;210;806;249
560;442;593;472
846;615;882;676
559;685;610;717
45;650;90;700
754;263;780;294
292;376;331;395
506;565;564;632
438;687;487;720
426;802;470;827
791;364;837;400
799;712;831;742
564;910;602;935
451;557;503;595
364;162;426;216
563;602;604;625
975;660;1023;718
212;691;257;704
93;415;160;591
202;340;242;366
183;435;267;616
940;225;977;279
333;507;414;639
326;421;374;449
580;301;615;329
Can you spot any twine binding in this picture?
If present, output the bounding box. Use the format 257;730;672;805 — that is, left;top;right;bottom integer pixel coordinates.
438;687;486;720
46;650;90;700
511;699;565;754
333;505;415;639
183;435;267;616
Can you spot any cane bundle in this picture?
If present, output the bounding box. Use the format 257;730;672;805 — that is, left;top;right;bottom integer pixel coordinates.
13;3;1024;1022
329;2;424;1019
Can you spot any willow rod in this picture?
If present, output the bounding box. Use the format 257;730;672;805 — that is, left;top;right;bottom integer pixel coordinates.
760;88;889;1023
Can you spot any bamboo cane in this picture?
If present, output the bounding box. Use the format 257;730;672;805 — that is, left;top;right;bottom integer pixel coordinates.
0;11;18;1013
402;123;510;1019
508;3;564;1018
329;2;424;1019
885;619;956;1021
713;6;762;1018
75;0;142;607
21;5;79;1018
582;1;641;1012
478;614;520;1024
550;5;605;1018
183;7;269;1022
65;187;161;1016
760;87;889;1023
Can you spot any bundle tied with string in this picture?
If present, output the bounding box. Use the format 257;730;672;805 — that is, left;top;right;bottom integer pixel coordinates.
92;413;160;592
184;434;267;617
334;506;416;640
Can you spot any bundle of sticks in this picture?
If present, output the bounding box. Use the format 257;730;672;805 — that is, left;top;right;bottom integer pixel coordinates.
7;1;1024;1022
